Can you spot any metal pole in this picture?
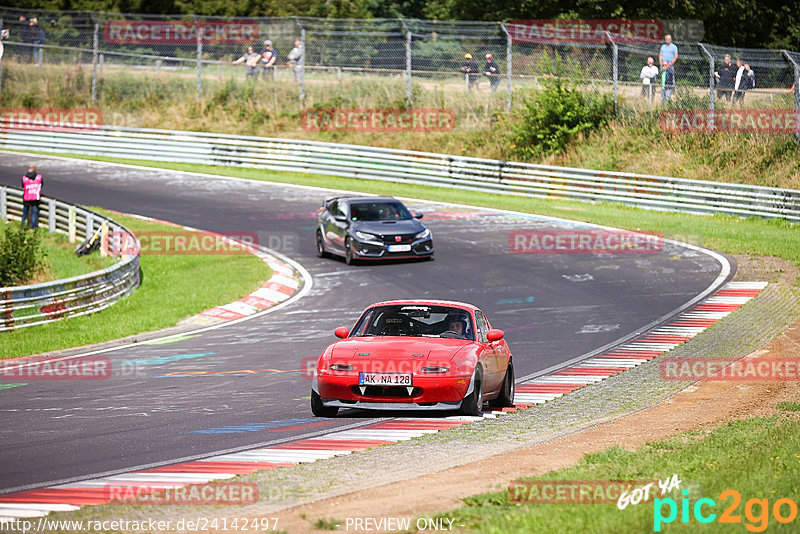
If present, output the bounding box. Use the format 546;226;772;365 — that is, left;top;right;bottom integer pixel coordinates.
296;17;305;105
698;43;715;112
91;16;99;104
0;16;4;94
606;31;618;117
195;16;202;98
400;19;411;107
500;22;512;112
782;51;800;143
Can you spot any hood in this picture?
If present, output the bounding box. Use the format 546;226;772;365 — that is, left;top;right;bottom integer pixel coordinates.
353;219;424;236
330;336;469;362
24;171;37;179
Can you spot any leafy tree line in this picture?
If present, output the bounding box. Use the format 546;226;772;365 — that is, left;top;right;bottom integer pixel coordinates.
8;0;798;50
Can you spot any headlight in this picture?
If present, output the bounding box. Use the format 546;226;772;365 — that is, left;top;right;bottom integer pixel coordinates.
329;363;355;371
420;365;449;373
355;231;380;242
415;228;431;239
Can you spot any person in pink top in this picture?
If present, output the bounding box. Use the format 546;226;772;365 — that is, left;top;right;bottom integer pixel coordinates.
21;165;43;229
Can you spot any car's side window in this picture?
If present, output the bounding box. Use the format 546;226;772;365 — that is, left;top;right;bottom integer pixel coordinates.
336;201;347;219
327;200;338;216
474;311;489;343
352;309;376;336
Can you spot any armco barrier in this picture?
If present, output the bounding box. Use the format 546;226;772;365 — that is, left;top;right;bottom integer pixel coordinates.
0;186;140;331
1;121;799;222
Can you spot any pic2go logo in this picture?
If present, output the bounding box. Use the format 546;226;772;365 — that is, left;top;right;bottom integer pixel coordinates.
654;490;799;532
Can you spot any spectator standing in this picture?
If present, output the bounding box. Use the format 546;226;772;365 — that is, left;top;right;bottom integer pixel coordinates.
733;58;755;105
232;46;260;80
30;18;45;65
461;53;479;90
639;56;658;99
287;38;304;83
18;15;33;62
21;166;43;230
714;54;736;102
660;60;675;103
659;34;678;86
260;40;279;80
483;53;500;93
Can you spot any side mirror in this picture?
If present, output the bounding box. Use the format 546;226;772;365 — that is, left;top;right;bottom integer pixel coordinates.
487;329;504;342
334;327;349;339
414;212;424;219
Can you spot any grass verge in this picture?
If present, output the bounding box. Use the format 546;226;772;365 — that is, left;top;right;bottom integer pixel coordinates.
0;209;270;358
426;407;800;533
21;153;800;276
1;219;116;284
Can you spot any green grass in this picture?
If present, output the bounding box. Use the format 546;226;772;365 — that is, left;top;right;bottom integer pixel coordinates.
425;411;800;533
0;209;270;358
27;153;800;277
0;219;116;284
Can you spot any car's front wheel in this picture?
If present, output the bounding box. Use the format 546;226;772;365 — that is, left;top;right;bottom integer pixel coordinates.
490;360;515;408
459;368;483;416
316;230;328;258
344;237;356;265
311;390;338;417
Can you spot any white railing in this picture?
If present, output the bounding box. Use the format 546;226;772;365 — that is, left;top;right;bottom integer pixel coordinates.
1;121;798;222
0;186;140;331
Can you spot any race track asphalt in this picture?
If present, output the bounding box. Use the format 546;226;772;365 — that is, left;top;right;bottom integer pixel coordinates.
0;153;732;492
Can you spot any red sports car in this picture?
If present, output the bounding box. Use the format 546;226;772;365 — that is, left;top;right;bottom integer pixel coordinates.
311;300;515;417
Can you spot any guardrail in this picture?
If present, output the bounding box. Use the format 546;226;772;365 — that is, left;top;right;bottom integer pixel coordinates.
0;186;140;331
1;121;798;222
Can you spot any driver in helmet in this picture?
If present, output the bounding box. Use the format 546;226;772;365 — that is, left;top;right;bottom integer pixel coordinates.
443;312;468;338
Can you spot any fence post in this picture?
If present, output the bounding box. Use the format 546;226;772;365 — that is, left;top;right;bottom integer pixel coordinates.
699;43;715;113
296;17;305;105
605;31;618;117
782;51;800;143
91;14;99;104
195;16;202;98
68;206;76;243
0;186;6;222
400;19;412;107
499;23;512;112
48;199;56;233
0;16;4;94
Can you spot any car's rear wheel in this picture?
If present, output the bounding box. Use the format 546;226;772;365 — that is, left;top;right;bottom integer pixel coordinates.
311;390;338;417
344;237;355;265
459;368;483;416
490;360;515;408
316;230;328;258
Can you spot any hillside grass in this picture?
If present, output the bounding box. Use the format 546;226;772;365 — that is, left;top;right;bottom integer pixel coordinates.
2;60;798;190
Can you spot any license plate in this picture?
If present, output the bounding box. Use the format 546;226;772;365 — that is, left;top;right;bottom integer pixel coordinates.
387;244;411;252
359;373;412;386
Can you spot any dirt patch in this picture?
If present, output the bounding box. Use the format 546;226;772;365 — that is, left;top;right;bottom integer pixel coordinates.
271;311;800;533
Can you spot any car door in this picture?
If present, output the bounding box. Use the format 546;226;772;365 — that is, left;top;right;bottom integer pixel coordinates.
323;200;347;254
474;310;501;393
483;311;511;388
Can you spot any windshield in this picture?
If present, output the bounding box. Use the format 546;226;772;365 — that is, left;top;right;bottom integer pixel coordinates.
350;201;412;221
350;305;475;340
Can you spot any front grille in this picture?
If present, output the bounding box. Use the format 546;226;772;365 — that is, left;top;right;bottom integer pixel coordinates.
381;233;416;244
352;385;421;397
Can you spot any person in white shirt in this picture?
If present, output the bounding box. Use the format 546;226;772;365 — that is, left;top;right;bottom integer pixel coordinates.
288;38;304;83
732;57;755;105
640;56;659;98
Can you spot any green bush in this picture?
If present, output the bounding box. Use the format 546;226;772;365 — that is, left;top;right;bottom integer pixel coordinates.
0;225;46;286
510;55;614;159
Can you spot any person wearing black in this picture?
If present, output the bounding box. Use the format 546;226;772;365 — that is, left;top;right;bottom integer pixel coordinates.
461;53;479;90
260;40;279;80
732;58;755;105
714;54;736;102
18;15;34;62
30;18;45;65
483;53;500;93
